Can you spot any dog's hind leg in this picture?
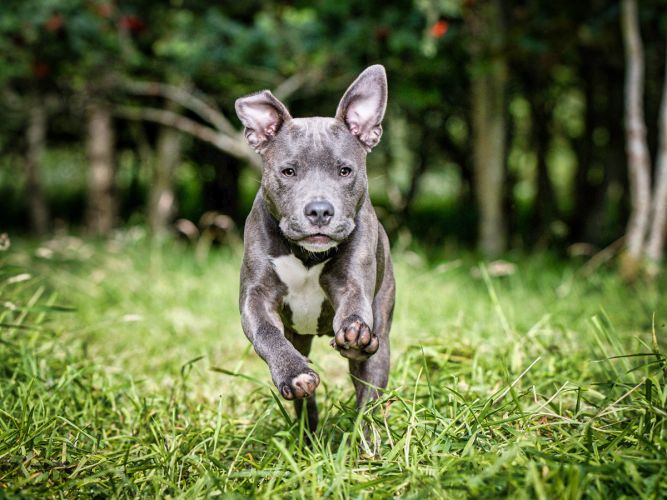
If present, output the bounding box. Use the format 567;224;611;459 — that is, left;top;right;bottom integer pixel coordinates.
348;335;390;408
348;248;394;455
349;242;394;409
347;336;389;456
287;333;318;432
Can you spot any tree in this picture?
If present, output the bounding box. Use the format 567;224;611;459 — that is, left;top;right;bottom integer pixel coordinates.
24;93;50;235
644;50;667;273
620;0;667;277
0;2;57;235
148;114;182;237
465;0;508;257
0;0;132;235
85;99;117;235
620;0;652;276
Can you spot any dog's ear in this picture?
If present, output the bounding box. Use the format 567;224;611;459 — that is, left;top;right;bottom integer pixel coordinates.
235;90;292;152
335;65;388;151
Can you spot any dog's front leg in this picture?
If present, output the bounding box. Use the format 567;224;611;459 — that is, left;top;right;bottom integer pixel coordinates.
330;295;378;361
322;256;378;363
325;279;388;401
240;287;319;400
323;268;389;456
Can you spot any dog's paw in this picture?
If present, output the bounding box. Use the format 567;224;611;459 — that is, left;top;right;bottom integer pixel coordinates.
278;370;320;400
330;315;379;361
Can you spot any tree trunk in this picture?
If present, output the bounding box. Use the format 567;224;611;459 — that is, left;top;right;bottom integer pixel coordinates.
24;95;49;235
645;48;667;268
621;0;652;274
467;0;508;257
85;101;117;235
149;123;181;236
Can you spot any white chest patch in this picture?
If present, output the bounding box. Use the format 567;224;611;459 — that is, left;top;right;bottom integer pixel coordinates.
272;254;328;335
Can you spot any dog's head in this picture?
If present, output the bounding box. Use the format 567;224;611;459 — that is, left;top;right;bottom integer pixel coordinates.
235;65;387;253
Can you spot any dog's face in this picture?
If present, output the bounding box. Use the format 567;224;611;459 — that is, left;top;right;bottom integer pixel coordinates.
235;65;387;253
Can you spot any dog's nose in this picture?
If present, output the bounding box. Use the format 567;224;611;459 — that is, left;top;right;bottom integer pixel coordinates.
304;200;335;226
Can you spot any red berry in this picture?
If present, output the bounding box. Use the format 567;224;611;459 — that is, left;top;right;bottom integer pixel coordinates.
430;20;448;39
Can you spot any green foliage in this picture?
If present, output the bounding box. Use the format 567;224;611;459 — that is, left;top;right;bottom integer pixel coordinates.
1;236;666;496
2;0;667;248
0;0;126;87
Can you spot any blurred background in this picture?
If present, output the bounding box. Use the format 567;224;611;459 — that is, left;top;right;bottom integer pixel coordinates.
1;0;666;274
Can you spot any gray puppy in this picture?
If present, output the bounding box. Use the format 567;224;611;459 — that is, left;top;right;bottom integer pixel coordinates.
235;65;395;432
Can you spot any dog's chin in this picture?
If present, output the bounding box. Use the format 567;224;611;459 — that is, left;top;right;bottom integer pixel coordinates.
296;235;339;253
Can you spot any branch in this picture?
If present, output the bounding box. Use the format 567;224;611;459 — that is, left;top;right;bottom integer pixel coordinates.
115;105;261;171
577;237;625;277
118;70;326;172
272;69;323;101
122;80;237;136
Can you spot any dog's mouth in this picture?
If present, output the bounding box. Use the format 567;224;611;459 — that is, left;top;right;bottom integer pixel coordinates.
300;234;333;245
296;233;339;253
279;216;355;252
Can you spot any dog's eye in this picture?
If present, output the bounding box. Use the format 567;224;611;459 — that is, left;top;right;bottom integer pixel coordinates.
339;166;353;177
281;167;296;177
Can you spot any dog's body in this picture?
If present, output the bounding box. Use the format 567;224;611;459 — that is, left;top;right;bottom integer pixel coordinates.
236;66;395;431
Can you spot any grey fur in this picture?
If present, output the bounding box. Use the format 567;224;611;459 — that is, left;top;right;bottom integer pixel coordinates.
236;65;395;434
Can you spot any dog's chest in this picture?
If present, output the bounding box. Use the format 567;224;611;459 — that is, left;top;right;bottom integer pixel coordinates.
271;255;328;335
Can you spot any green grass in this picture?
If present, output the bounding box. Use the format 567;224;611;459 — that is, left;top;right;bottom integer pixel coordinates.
1;231;666;497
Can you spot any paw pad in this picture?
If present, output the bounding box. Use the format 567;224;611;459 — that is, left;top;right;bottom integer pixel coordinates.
331;316;379;360
279;371;320;400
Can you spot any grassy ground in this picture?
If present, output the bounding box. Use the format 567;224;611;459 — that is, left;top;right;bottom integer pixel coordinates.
1;231;666;498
